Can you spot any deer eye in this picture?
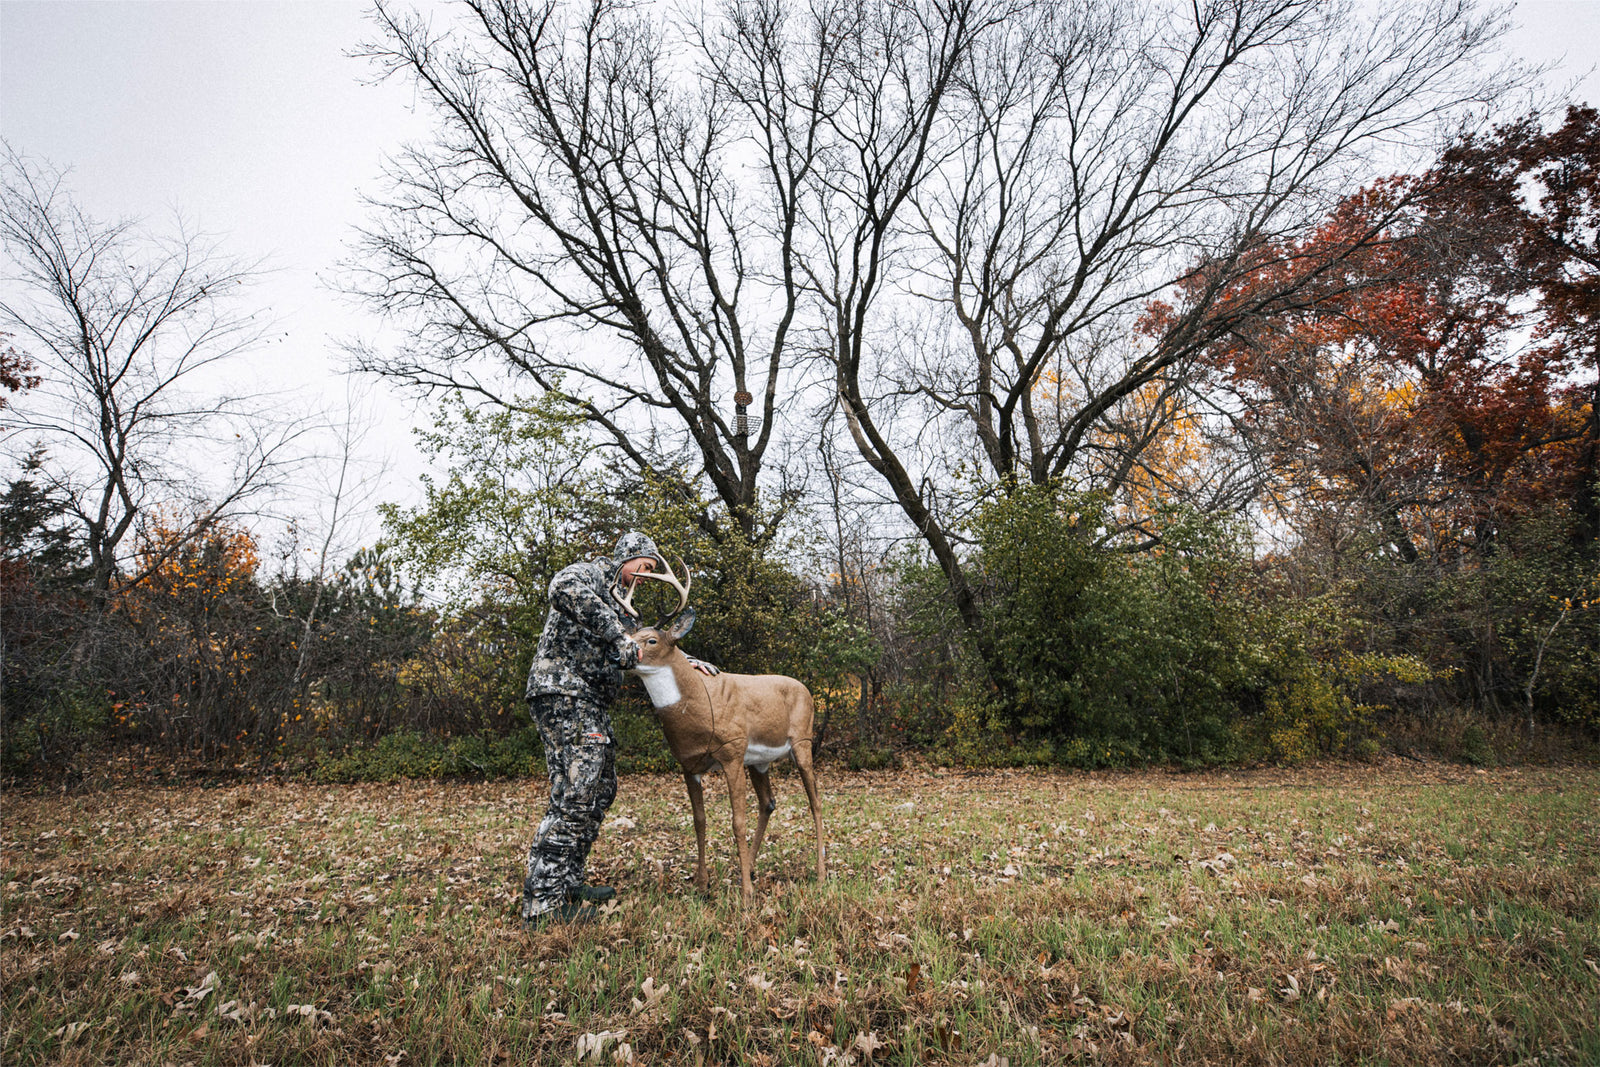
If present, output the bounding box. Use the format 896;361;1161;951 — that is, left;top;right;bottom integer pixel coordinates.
646;638;658;645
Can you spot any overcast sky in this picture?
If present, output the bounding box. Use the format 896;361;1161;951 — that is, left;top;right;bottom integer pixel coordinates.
1;0;441;542
3;0;1599;541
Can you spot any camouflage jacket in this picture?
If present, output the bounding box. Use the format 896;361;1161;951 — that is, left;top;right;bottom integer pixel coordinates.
525;533;663;704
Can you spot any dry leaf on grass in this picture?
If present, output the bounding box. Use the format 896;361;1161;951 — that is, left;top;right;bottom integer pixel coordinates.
183;971;218;1003
51;1021;92;1043
576;1029;627;1063
285;1003;336;1029
1386;997;1426;1022
630;976;669;1014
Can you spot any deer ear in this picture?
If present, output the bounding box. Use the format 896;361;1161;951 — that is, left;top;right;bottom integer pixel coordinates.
668;606;696;639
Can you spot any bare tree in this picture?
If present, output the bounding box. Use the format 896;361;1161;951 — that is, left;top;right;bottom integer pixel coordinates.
814;0;1514;662
353;0;1513;686
0;148;307;605
279;381;391;695
350;0;839;542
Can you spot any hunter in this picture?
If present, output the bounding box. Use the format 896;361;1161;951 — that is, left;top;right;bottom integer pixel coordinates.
520;532;714;927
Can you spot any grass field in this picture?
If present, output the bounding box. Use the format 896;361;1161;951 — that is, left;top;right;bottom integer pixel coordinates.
3;760;1598;1065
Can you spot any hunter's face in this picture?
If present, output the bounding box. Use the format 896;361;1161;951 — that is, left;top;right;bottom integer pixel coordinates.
618;557;657;586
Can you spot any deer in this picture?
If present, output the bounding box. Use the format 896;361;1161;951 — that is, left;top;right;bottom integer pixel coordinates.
617;557;826;905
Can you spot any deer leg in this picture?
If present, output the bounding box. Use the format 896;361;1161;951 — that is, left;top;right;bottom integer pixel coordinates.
748;766;776;866
792;739;827;882
683;772;709;893
722;761;755;905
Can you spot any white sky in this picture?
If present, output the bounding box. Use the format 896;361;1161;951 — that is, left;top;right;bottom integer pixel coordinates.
2;0;1599;546
0;0;443;546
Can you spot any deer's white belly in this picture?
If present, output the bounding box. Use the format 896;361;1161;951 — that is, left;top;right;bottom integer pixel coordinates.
743;741;792;772
632;665;681;707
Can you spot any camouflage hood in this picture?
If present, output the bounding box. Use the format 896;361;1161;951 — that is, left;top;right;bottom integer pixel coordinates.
606;532;664;581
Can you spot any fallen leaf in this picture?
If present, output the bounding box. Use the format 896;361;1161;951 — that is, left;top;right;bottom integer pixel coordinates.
853;1031;884;1060
630;976;669;1014
51;1022;92;1044
576;1030;627;1063
183;972;218;1003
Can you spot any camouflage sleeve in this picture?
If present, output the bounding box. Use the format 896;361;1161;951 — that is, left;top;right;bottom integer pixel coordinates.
547;566;634;648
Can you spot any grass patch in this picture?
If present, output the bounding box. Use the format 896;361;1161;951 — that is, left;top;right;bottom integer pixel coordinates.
3;761;1598;1064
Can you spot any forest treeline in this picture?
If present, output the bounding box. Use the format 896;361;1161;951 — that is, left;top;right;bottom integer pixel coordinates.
2;1;1597;780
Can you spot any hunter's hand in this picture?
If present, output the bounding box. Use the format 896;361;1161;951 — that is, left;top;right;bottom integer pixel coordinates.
612;636;639;670
687;656;719;677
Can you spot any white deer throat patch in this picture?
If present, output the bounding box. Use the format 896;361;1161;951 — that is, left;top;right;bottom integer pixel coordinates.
632;664;682;708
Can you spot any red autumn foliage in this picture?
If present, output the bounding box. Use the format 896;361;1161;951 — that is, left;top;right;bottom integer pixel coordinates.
0;333;40;409
1178;107;1600;562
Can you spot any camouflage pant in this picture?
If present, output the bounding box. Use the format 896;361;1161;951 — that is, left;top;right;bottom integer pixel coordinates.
521;695;618;919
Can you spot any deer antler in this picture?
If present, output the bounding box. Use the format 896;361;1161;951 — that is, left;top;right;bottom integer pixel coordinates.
610;553;691;622
635;553;691;626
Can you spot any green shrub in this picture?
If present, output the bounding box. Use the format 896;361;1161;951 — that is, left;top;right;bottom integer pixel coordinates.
312;698;686;782
1457;722;1495;766
1;685;112;776
968;484;1251;763
932;482;1443;768
1058;736;1144;770
610;695;679;774
313;727;545;783
845;743;898;771
933;693;1056;767
1232;630;1430;764
1253;660;1356;764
